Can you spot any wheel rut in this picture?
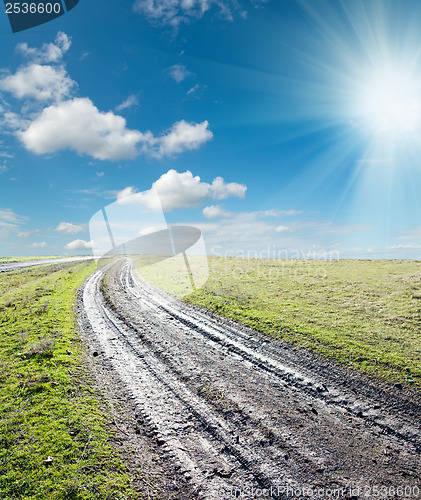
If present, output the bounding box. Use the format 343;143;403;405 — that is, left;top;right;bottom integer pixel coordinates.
78;258;421;500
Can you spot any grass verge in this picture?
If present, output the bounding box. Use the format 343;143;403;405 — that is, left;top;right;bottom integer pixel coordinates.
178;258;421;388
0;261;138;500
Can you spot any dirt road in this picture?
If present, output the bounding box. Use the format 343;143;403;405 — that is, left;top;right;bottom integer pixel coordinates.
78;258;421;499
0;256;93;273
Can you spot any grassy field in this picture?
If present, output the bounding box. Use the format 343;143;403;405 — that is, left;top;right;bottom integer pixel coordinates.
166;257;421;387
0;261;138;500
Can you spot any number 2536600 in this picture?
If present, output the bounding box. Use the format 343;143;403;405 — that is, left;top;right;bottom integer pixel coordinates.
5;2;62;14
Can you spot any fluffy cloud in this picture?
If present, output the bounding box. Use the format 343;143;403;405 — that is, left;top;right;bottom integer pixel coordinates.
2;33;212;162
203;205;232;219
30;241;47;248
17;98;212;161
19;98;145;160
16;32;71;63
115;94;139;112
65;239;93;250
152;120;213;157
0;63;75;102
56;222;83;234
209;176;247;200
117;169;247;211
0;33;74;104
169;64;189;83
2;112;29;130
116;186;138;203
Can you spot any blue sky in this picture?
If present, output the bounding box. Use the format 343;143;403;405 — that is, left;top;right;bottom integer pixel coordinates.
1;0;421;258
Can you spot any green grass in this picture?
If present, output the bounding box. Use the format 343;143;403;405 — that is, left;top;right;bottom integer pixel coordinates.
134;253;209;298
0;261;138;500
181;258;421;387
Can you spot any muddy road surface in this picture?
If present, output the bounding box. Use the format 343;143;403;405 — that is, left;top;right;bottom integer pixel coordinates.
78;258;421;499
0;256;93;273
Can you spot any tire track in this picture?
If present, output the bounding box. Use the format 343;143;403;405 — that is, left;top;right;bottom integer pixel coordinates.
0;256;93;273
121;260;421;454
80;263;310;499
79;258;421;499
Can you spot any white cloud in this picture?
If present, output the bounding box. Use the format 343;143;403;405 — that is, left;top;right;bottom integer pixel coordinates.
186;84;200;96
193;212;368;259
0;208;27;230
209;176;247;200
2;112;30;130
17;229;40;238
2;33;212;162
30;241;47;248
17;98;212;161
151;120;213;157
65;239;93;250
275;225;291;233
115;94;139;112
203;205;231;219
133;0;256;27
56;222;83;234
386;225;421;252
117;186;138;203
388;243;421;249
19;98;145;160
117;169;247;211
0;63;75;102
134;0;210;27
169;64;189;83
1;33;74;105
16;32;71;64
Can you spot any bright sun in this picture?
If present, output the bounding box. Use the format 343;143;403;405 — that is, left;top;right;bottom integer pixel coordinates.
361;72;421;136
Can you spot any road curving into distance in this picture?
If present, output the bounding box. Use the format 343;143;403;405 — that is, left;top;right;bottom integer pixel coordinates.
0;256;93;273
78;257;421;500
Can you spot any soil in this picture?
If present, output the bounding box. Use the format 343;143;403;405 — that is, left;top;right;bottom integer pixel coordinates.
0;256;93;273
77;258;421;500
